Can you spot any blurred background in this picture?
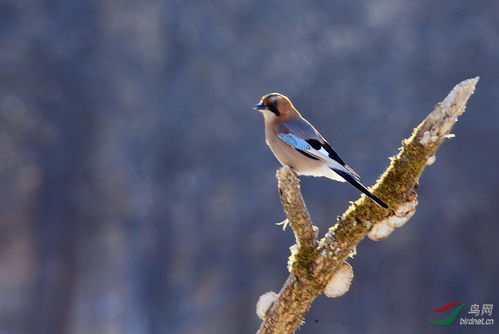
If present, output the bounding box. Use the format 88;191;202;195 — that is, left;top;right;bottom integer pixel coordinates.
0;1;498;333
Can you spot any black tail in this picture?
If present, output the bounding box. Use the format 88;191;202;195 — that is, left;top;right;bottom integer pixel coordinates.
333;169;388;209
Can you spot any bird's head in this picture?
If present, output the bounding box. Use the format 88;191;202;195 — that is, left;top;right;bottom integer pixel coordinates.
253;93;298;120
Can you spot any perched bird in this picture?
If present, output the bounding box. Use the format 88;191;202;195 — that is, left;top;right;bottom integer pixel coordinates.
253;93;388;208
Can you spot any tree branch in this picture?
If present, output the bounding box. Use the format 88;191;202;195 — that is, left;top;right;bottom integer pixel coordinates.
256;77;479;334
276;167;316;257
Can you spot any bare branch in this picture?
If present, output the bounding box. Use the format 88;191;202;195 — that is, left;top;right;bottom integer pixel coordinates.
276;167;316;257
256;77;479;334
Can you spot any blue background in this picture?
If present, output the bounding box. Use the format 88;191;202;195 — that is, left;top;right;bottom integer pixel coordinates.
0;1;497;333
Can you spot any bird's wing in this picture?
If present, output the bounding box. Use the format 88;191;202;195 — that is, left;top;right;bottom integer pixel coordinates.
277;118;360;179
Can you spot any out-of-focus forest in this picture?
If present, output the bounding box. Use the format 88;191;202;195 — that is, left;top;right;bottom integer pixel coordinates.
0;1;498;333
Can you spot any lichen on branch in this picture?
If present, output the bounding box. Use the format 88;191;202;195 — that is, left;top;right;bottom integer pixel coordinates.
256;77;479;334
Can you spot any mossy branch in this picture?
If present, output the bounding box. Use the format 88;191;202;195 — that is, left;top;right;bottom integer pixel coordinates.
256;77;479;334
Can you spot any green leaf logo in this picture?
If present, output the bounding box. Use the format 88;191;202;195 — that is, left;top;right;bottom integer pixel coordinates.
424;302;466;326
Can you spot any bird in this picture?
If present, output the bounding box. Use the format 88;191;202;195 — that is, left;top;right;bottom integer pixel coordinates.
253;93;388;208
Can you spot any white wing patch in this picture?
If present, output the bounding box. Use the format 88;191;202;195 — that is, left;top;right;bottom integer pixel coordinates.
316;146;330;157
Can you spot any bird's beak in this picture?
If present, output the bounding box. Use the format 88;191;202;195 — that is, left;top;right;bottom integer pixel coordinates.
253;103;268;111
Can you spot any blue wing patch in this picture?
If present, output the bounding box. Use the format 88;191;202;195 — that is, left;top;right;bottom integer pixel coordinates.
278;133;311;150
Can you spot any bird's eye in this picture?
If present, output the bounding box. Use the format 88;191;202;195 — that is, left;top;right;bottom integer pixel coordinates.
267;99;280;116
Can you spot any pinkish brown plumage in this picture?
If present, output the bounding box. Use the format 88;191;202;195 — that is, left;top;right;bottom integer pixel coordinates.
254;93;387;208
